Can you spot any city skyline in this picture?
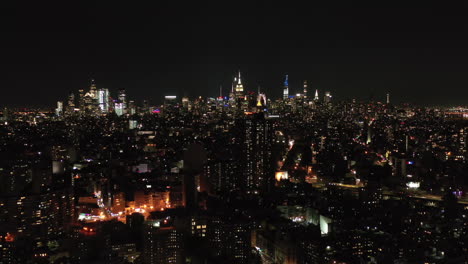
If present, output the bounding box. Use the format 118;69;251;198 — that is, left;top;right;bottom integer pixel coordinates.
2;78;467;263
1;3;468;263
2;3;468;106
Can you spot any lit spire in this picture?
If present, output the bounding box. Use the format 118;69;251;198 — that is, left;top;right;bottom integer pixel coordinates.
314;89;319;100
235;70;244;96
283;74;289;100
257;93;266;107
90;78;97;91
257;98;263;107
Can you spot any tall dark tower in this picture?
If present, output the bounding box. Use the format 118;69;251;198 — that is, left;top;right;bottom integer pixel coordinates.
236;113;275;192
182;143;207;210
78;88;85;109
3;107;9;122
67;92;75;114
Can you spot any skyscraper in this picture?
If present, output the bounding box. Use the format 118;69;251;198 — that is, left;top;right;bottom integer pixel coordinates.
89;79;97;100
128;100;136;115
314;89;319;101
324;91;332;103
118;89;127;114
183;143;207;210
163;96;177;116
2;107;8;122
182;97;190;111
66;92;75;114
235;71;244;98
236;113;275;191
56;101;63;116
78;88;85;110
97;88;110;113
303;80;308;98
283;75;289;100
256;93;267;109
67;92;75;108
114;102;124;116
83;79;99;113
142;220;184;264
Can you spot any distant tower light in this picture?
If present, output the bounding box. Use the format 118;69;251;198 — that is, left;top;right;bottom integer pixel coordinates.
283;75;289;100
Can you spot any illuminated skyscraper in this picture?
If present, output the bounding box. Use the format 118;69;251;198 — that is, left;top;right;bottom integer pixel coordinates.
142;100;149;114
142;220;184;264
303;80;308;98
97;88;110;113
314;89;319;101
128;100;136;115
83;79;99;113
56;101;63;116
78;88;85;109
68;92;75;108
83;93;94;112
182;97;189;110
386;92;390;104
256;93;267;109
118;89;127;114
114;102;124;116
129;120;138;130
235;71;244;98
229;82;235;103
237;113;275;191
283;75;289;100
66;92;75;114
324;91;332;103
2;107;8;122
163;96;177;116
89;79;97;100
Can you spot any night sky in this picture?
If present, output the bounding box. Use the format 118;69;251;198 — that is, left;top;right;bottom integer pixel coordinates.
1;3;468;107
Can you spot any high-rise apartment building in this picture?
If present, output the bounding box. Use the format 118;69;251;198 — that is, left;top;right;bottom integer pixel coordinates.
142;220;184;264
235;113;275;191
